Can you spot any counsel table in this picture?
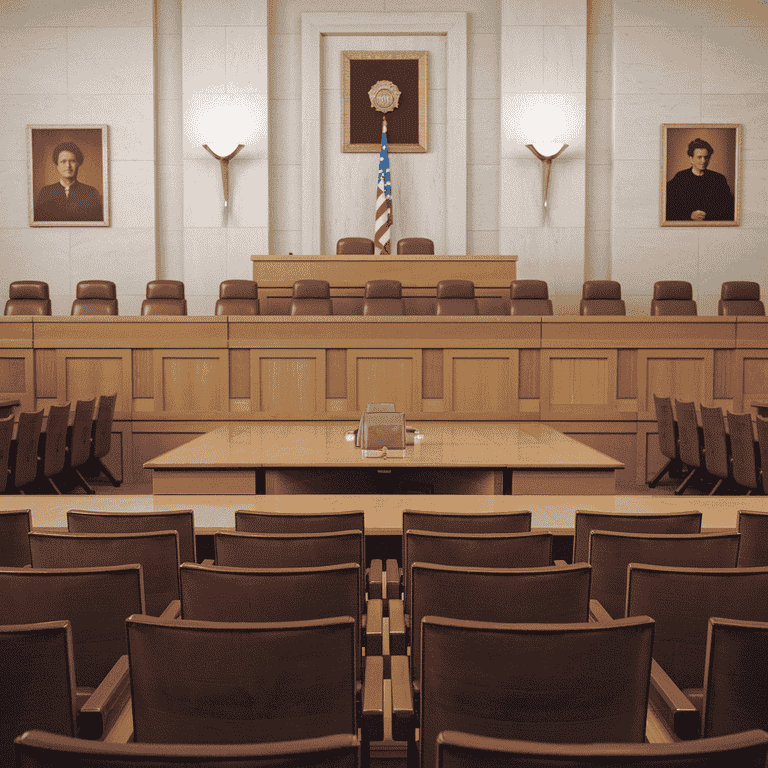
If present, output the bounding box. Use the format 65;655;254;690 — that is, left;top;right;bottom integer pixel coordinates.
144;421;624;496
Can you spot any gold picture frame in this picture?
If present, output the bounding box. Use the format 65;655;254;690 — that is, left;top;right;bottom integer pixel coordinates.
661;124;742;226
342;51;428;153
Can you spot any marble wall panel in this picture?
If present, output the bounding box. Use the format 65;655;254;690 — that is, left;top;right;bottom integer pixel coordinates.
0;28;68;95
468;230;500;257
385;0;500;33
585;228;611;282
183;228;227;297
741;162;768;230
110;161;155;229
467;164;499;233
157;33;182;98
227;228;269;279
469;99;501;166
269;34;301;101
270;230;302;257
182;26;227;97
501;26;544;94
226;27;269;94
0;96;68;161
0;162;29;228
612;159;661;229
586;163;612;231
270;99;302;164
183;159;224;228
613;0;766;28
702;27;768;96
229;155;269;229
270;165;302;232
158;229;184;281
546;157;586;229
585;98;612;166
157;0;182;35
543;26;587;93
270;0;381;36
506;0;585;26
184;0;266;28
157;98;183;167
702;95;768;163
0;228;70;294
157;165;184;232
469;34;500;100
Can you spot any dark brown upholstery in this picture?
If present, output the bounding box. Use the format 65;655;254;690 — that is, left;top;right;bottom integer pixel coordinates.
419;616;654;768
290;280;332;316
572;510;702;565
0;413;14;493
579;280;626;316
5;281;52;316
758;415;768;495
363;280;405;316
71;281;118;316
15;731;361;768
39;403;71;494
66;398;96;493
9;408;44;491
215;279;259;316
435;729;768;768
337;237;374;255
648;395;684;488
737;510;768;567
30;530;179;617
675;399;705;494
82;393;120;486
1;622;77;768
727;411;760;492
589;531;740;619
436;280;478;316
397;238;434;255
651;281;697;316
0;564;144;688
126;614;357;744
68;508;196;566
141;280;187;316
0;508;32;566
700;404;730;494
719;281;765;316
509;280;553;316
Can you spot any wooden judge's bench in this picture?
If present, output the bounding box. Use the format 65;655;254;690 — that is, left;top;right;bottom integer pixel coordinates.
0;253;765;492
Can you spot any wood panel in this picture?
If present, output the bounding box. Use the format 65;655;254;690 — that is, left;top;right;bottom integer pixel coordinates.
713;349;732;400
0;349;34;409
444;350;518;416
229;349;250;399
55;349;133;417
0;319;33;348
132;350;153;399
326;349;347;399
422;349;443;400
730;350;768;414
636;349;714;420
35;349;56;398
250;349;325;413
617;349;637;399
736;317;768;348
519;348;540;399
347;349;422;413
153;350;228;413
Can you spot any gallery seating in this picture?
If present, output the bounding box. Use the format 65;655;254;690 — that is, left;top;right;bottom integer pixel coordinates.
675;399;706;494
81;393;120;487
649;395;685;488
337;237;374;254
37;402;71;494
7;408;44;494
214;279;259;316
397;238;435;254
290;279;332;316
435;280;478;316
758;415;768;494
727;411;762;494
737;510;768;567
141;280;187;316
509;279;553;316
70;281;118;316
4;280;51;315
579;280;626;316
362;280;405;316
650;281;697;316
719;281;765;316
0;413;14;493
700;403;731;495
0;508;31;565
65;397;96;493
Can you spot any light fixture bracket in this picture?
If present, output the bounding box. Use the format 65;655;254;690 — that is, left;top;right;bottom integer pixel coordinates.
526;143;568;209
203;144;245;208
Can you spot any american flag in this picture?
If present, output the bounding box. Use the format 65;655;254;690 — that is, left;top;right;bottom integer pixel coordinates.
374;118;392;255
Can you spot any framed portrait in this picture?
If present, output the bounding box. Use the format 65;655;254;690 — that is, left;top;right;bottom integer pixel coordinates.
342;51;428;153
28;125;109;227
661;124;741;226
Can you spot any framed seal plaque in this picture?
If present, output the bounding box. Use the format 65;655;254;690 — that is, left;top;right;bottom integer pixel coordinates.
342;51;428;153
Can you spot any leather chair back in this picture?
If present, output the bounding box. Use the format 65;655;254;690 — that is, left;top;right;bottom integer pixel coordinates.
0;508;32;566
337;237;374;254
651;281;697;316
91;392;117;460
509;279;553;316
0;414;15;494
580;280;626;316
11;409;44;489
719;281;765;316
397;238;434;255
436;280;478;316
363;280;405;316
71;281;118;316
727;411;760;490
290;279;332;316
737;510;768;567
215;280;259;316
5;281;52;316
142;280;187;316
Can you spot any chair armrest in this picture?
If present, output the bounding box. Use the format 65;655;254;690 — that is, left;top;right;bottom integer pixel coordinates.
201;559;214;566
589;599;613;622
389;598;407;656
367;559;383;600
554;560;568;567
159;600;181;620
386;559;401;600
77;655;131;741
366;598;383;656
23;563;32;569
361;655;384;742
390;655;416;742
649;659;700;741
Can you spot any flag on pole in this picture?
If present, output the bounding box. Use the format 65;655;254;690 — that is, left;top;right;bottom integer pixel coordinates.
374;117;392;255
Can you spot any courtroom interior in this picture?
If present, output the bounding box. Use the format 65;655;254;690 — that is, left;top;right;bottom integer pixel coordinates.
2;0;768;764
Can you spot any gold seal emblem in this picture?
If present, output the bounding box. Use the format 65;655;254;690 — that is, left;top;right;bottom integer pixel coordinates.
368;81;401;114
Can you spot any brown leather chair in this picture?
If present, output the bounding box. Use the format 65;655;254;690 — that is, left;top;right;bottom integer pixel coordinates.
5;281;52;316
141;280;187;316
648;394;685;488
651;281;697;316
0;508;32;565
509;280;553;316
214;280;259;316
363;280;405;316
70;281;118;316
579;280;626;316
719;281;765;316
436;280;478;316
0;413;14;494
8;408;44;493
290;279;332;316
336;237;374;255
397;238;434;255
80;393;120;487
727;410;761;494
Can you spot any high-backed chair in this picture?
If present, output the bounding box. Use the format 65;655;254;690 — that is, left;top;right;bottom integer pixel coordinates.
337;237;374;255
758;415;768;495
650;281;697;316
141;280;187;316
737;510;768;567
8;408;44;493
509;280;553;316
0;413;14;493
15;731;361;768
649;395;685;488
362;280;405;316
675;399;706;494
0;508;32;566
215;279;259;316
700;404;731;495
588;531;740;619
435;280;478;316
64;397;96;493
579;280;626;316
70;281;118;316
38;402;71;494
435;729;768;768
4;281;51;315
719;281;765;316
290;279;332;316
572;510;702;565
397;238;434;255
727;411;762;494
82;393;120;486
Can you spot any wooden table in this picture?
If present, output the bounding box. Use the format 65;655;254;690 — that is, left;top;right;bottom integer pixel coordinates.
144;421;624;496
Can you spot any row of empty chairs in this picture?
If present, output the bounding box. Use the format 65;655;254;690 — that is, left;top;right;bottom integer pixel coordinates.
6;279;765;317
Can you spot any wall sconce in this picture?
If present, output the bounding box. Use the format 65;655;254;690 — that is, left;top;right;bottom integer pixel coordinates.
202;144;245;208
526;142;568;209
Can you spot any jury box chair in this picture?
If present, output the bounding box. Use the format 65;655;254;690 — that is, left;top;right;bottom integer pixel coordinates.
650;281;697;316
397;238;435;255
4;280;52;315
435;280;478;316
215;279;259;316
70;280;118;315
290;279;332;315
337;237;375;255
579;280;626;316
509;279;553;316
362;280;405;316
719;281;765;316
141;280;187;316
